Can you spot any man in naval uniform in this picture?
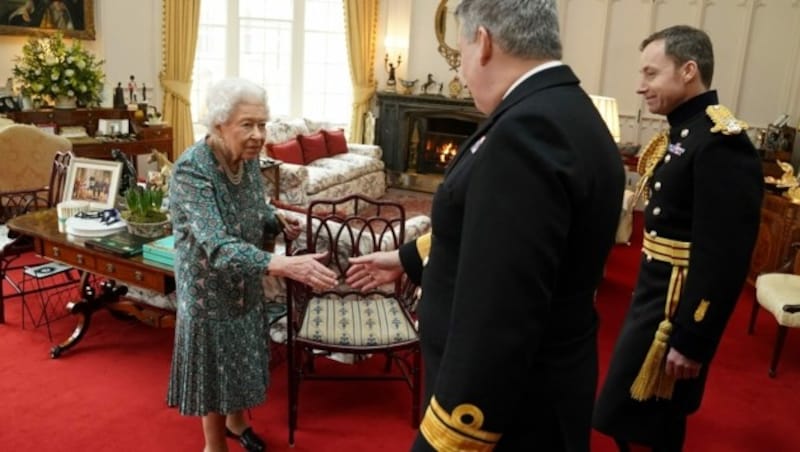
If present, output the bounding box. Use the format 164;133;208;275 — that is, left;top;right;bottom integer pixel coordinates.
592;25;763;451
346;0;624;449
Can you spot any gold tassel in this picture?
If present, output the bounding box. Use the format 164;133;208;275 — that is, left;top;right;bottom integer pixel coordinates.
630;319;673;401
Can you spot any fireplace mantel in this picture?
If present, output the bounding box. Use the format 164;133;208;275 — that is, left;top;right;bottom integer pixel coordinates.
375;92;484;177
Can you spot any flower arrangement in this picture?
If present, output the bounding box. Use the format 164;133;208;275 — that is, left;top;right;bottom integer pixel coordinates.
12;32;105;107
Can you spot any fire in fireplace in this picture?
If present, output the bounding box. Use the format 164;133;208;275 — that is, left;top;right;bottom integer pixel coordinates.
410;116;479;174
419;132;462;173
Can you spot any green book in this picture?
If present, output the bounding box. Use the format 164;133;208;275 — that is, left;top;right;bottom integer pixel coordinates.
85;231;153;257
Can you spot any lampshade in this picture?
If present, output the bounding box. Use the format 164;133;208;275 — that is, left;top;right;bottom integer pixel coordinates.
590;95;621;143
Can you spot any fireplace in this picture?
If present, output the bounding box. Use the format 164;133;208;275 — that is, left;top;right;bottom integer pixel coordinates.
376;93;484;191
410;115;479;174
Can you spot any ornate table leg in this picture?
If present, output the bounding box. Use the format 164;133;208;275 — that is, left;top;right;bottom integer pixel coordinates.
50;278;128;358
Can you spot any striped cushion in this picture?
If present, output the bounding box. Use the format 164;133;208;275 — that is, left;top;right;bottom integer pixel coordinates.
299;295;417;346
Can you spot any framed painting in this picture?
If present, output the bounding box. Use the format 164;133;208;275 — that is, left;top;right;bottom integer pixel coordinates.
0;1;95;40
63;157;122;209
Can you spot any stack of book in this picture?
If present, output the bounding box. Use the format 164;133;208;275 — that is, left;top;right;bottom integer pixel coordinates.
85;231;151;257
143;235;175;267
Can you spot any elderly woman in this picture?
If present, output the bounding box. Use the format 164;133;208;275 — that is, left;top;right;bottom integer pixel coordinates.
166;78;337;452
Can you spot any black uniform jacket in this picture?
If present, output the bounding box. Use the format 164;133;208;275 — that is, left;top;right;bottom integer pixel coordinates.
593;91;763;444
400;65;625;451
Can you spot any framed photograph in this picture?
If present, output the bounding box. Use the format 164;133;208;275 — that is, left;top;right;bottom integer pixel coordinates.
0;1;95;40
63;157;122;209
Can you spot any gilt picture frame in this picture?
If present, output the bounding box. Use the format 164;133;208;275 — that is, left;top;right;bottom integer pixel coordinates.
63;157;122;209
0;1;95;40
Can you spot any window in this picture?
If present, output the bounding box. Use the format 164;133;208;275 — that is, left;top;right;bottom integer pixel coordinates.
191;0;352;128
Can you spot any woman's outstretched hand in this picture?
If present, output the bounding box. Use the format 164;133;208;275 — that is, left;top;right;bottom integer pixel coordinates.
346;250;404;291
268;253;337;291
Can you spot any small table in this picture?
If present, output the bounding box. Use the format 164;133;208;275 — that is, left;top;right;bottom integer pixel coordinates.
259;159;282;200
6;209;175;358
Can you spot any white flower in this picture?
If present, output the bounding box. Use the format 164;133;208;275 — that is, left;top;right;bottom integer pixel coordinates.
51;71;59;81
52;85;60;93
64;68;75;77
76;60;86;69
80;84;87;92
67;90;75;97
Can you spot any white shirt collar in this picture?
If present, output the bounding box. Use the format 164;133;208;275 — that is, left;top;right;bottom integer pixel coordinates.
503;60;564;99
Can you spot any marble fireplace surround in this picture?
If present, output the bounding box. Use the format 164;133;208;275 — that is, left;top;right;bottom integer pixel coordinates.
375;92;484;192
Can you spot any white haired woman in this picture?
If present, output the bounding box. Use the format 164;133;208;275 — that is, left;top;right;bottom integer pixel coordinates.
166;78;337;452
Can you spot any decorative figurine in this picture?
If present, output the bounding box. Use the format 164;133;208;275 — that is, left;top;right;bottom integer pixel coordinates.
111;148;138;197
128;75;138;104
422;73;438;95
113;82;126;109
384;53;402;92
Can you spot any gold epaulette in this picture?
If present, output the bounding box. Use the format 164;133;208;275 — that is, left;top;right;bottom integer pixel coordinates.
419;396;501;451
706;105;748;135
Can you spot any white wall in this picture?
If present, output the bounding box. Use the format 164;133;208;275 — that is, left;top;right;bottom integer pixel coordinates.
0;0;163;110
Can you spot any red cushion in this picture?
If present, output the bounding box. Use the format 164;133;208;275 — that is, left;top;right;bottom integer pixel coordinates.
267;139;304;165
323;129;348;155
299;131;329;163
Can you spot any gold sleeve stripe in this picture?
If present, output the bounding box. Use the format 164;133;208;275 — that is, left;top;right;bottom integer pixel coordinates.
419;396;501;451
416;232;432;263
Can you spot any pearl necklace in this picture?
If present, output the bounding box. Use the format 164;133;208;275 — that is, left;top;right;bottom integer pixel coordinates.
209;138;244;185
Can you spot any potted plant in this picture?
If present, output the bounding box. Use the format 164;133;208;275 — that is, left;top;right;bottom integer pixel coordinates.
122;186;170;238
12;32;105;108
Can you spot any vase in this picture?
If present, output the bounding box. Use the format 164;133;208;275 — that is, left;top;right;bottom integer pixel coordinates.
125;218;171;239
54;95;77;110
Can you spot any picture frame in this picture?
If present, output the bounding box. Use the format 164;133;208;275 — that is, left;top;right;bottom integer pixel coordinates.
63;157;122;209
0;1;95;40
35;122;58;135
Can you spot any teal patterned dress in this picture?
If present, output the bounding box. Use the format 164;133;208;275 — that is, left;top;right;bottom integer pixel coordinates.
166;140;281;416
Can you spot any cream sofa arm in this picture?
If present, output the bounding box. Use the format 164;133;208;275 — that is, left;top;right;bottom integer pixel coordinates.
347;143;382;160
273;162;309;206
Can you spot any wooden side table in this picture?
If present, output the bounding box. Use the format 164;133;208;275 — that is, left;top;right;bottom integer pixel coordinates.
259;159;282;200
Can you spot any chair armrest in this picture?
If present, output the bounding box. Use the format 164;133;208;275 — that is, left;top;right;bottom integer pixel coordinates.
347;143;382;160
0;187;49;224
271;163;309;206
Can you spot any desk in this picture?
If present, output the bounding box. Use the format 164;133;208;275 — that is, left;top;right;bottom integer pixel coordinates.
6;209;175;358
6;108;174;167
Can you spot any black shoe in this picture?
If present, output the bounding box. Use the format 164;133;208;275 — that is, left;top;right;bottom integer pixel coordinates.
225;426;266;452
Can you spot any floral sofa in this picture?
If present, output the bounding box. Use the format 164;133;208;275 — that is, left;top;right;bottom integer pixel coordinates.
262;118;386;208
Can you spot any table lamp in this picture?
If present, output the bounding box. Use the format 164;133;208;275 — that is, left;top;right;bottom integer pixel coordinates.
590;95;621;143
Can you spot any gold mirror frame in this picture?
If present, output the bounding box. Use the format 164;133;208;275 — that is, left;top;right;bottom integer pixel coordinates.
435;0;461;71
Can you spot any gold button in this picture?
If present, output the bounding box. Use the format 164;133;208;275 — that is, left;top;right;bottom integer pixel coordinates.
649;230;658;237
664;155;672;163
646;254;653;262
681;129;689;138
653;207;661;215
654;181;662;191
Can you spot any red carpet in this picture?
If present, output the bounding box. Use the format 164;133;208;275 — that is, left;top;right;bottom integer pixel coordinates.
1;212;799;451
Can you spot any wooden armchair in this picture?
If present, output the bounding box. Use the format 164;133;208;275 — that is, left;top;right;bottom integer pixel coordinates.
1;124;74;323
285;195;421;445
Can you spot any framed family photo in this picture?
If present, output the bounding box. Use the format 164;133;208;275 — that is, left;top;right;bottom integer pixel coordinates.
0;0;95;40
63;157;122;209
